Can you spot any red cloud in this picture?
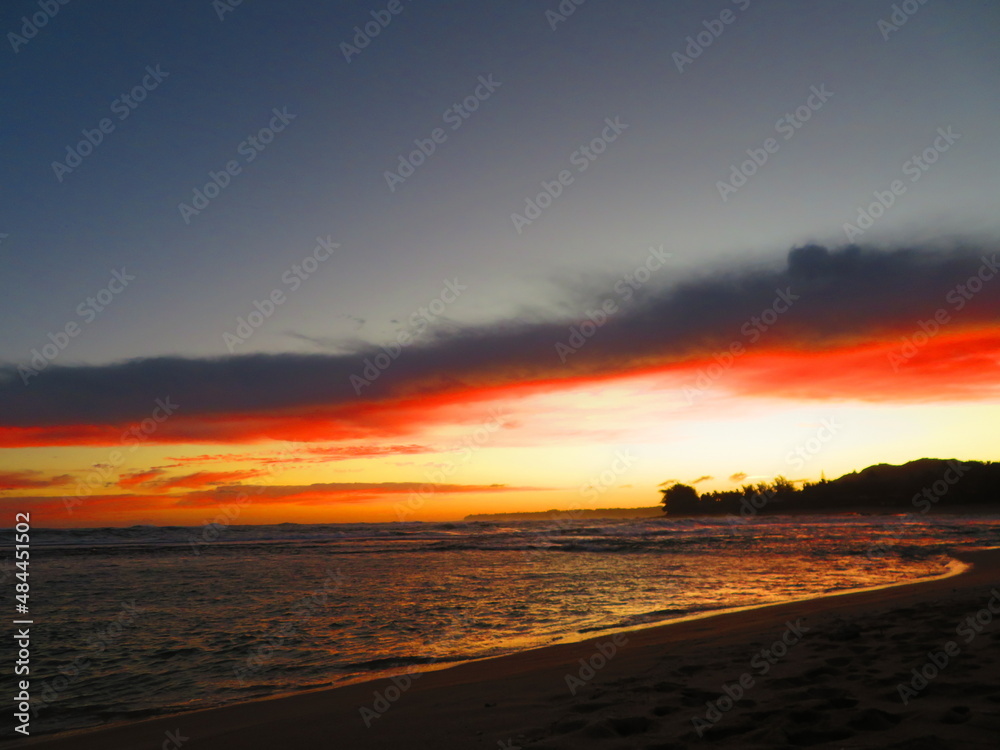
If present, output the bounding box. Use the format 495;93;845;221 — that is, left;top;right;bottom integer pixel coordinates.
0;470;73;490
13;493;179;517
9;483;538;522
117;468;266;492
117;468;168;489
0;325;997;450
714;327;1000;402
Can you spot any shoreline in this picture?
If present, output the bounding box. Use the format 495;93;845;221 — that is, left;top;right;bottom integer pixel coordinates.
19;547;1000;749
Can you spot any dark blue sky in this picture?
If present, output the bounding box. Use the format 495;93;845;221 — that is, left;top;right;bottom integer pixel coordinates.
3;0;998;365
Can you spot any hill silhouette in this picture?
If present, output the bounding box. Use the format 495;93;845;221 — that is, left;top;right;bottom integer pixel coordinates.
661;458;999;517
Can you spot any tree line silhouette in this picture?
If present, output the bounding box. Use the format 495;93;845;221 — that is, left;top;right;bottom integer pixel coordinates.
660;459;1000;517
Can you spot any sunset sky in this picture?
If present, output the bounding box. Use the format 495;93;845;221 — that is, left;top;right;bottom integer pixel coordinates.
2;0;999;526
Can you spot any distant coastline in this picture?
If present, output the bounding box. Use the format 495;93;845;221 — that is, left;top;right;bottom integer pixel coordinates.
465;507;662;521
466;458;1000;521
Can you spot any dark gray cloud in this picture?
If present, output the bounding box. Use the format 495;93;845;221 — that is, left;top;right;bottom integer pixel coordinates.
1;243;997;428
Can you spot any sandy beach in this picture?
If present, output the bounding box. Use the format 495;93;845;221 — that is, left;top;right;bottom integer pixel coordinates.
20;548;1000;750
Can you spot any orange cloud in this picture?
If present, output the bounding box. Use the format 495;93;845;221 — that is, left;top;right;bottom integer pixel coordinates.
152;470;267;491
711;327;1000;403
1;324;998;450
116;468;267;492
15;493;179;517
166;444;434;465
175;481;527;507
10;483;539;525
303;443;431;460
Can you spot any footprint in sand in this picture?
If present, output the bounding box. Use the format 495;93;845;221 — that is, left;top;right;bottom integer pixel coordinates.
550;717;588;735
769;665;842;689
678;687;718;707
693;721;758;741
787;708;826;723
784;726;855;745
941;705;972;724
804;664;843;679
605;716;653;736
824;656;852;667
799;685;847;699
808;641;840;652
825;696;860;709
829;624;863;641
675;664;704;677
847;707;903;731
653;680;683;693
748;708;782;722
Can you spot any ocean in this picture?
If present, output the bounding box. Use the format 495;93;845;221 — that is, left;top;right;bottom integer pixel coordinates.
5;513;1000;741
